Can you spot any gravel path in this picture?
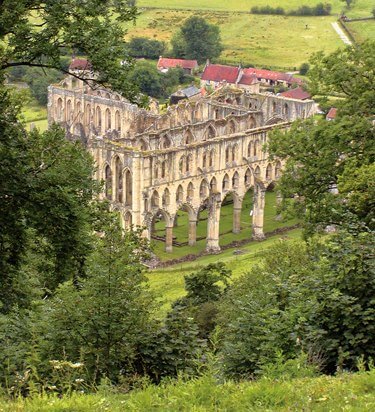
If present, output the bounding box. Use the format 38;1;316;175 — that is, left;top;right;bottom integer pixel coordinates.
331;22;352;45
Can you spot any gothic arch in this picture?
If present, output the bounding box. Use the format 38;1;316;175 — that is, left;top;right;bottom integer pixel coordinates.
207;124;216;139
161;135;171;149
232;171;240;189
115;110;121;131
186;154;193;173
209;149;215;167
222;173;230;192
104;164;112;200
232;144;238;162
95;106;102;130
187;182;194;200
184;130;194;145
124;169;132;206
210;177;218;193
162;188;170;207
247;141;253;157
245;168;252;186
199;179;209;200
176;184;184;203
114;156;123;202
66;99;72;122
228;119;236;134
254;165;261;179
105;108;111;130
151;190;160;208
266;163;273;180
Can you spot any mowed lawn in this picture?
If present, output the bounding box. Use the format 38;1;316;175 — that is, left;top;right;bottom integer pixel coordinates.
126;10;342;68
137;0;373;17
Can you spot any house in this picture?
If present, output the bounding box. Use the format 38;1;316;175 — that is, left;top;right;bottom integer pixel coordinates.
243;68;303;88
201;62;260;92
236;73;260;93
280;87;311;100
326;107;337;121
157;57;198;75
170;85;201;105
201;63;241;87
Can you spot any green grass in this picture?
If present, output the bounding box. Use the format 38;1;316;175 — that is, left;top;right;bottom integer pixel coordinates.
137;0;373;16
347;19;375;42
151;191;299;260
2;369;375;411
148;228;302;316
127;10;343;68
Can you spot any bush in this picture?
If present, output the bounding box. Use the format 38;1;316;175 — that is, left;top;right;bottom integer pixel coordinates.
251;3;331;16
127;37;166;60
299;63;310;75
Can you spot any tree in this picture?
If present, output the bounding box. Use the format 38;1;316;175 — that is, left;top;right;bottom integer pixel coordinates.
299;62;310;75
24;68;64;105
0;0;142;312
37;214;156;385
0;0;141;102
218;234;375;377
268;42;375;234
127;37;166;59
171;16;223;63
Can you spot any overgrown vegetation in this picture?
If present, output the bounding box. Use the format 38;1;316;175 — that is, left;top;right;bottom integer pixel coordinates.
0;0;374;409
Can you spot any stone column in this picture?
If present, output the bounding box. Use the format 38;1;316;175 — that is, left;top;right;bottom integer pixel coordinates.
252;184;266;240
165;226;173;253
206;193;221;253
188;219;197;246
233;196;242;234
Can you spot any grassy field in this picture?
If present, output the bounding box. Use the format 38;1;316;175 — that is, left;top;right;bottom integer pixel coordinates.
137;0;373;17
148;228;302;315
127;10;342;68
347;19;375;42
2;369;374;411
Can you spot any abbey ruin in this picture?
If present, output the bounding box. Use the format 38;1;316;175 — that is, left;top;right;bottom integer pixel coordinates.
48;75;316;253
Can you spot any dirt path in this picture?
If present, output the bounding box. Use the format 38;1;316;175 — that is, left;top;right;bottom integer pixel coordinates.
331;22;352;45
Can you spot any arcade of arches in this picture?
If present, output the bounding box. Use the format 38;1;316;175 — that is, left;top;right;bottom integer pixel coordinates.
48;77;316;254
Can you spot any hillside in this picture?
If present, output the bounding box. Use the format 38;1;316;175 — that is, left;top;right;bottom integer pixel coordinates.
126;0;375;69
2;369;374;411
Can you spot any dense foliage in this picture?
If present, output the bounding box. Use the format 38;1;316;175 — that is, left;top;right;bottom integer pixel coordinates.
171;16;223;63
128;61;194;99
127;37;166;60
268;41;375;234
251;4;332;16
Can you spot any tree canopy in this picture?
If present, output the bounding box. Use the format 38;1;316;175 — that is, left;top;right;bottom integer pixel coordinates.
0;0;141;102
268;41;375;234
171;16;223;63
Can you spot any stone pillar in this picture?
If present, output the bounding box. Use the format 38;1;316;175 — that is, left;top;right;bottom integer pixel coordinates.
206;193;221;253
188;219;197;246
233;196;242;234
252;184;266;240
165;226;173;253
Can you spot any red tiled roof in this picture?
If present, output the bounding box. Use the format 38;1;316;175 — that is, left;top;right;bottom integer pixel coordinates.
238;73;257;85
280;87;311;100
69;58;92;71
243;68;291;82
201;64;240;84
326;107;337;119
157;57;198;70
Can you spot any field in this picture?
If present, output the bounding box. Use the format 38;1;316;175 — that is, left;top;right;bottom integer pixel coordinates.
347;19;375;42
127;10;342;68
127;1;375;68
2;369;374;411
137;0;373;17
